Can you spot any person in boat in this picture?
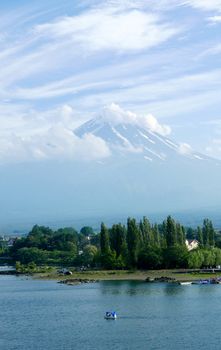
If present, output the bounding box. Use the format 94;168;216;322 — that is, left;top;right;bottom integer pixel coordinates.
106;311;117;318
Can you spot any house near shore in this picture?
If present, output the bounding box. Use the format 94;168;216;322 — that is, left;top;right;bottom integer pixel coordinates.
0;236;18;248
185;239;199;251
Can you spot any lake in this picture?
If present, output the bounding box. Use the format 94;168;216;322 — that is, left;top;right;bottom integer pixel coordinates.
0;276;221;350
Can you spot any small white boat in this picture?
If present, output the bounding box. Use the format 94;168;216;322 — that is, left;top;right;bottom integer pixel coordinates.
179;281;192;285
104;311;117;319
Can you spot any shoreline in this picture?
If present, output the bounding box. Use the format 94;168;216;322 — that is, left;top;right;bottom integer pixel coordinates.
3;267;221;283
30;269;221;283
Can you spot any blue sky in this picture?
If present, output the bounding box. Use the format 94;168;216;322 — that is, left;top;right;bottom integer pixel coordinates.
1;0;221;162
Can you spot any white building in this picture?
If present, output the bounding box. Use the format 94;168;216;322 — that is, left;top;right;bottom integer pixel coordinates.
185;239;199;251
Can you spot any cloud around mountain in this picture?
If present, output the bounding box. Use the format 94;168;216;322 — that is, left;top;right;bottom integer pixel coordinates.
100;103;171;136
0;103;206;164
0;126;111;164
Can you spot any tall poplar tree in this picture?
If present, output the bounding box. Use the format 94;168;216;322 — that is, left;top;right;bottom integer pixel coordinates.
110;223;127;258
100;222;110;254
208;220;215;247
197;226;203;247
127;218;140;267
165;216;177;247
142;217;153;246
152;223;160;247
176;223;185;246
202;219;210;248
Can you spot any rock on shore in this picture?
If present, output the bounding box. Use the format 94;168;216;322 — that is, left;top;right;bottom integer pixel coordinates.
145;276;176;283
58;278;98;285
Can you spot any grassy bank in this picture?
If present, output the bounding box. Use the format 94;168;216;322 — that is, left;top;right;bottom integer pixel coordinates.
32;268;221;282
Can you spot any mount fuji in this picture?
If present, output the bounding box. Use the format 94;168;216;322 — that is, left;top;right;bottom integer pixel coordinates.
0;104;221;232
71;104;221;216
75;104;209;164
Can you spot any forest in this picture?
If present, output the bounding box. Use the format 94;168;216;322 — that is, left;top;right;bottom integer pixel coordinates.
2;216;221;270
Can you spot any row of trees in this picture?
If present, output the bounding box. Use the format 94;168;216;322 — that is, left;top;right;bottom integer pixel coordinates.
4;216;220;269
99;216;218;269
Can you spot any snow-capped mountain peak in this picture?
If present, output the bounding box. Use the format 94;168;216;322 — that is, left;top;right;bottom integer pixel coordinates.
74;104;207;163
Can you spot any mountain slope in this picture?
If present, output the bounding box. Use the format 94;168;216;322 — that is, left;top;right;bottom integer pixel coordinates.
75;113;210;163
71;105;221;217
1;106;220;231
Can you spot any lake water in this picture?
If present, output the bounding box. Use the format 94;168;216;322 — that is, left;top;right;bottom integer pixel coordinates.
1;276;221;350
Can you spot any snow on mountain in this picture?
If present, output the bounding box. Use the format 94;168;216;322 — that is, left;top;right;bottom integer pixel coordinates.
74;104;208;163
1;105;220;228
70;104;221;216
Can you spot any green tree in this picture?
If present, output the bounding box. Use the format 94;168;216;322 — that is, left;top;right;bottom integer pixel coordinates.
82;245;98;266
202;249;215;267
186;227;195;240
188;250;204;268
16;247;48;264
208;220;215;247
138;247;162;269
165;216;177;247
15;261;23;273
110;223;127;258
202;219;210;247
163;245;188;268
176;223;185;246
101;250;117;269
139;217;153;246
80;226;94;236
127;218;140;267
197;226;203;247
100;222;110;255
152;224;160;247
51;227;78;251
27;225;54;249
202;219;215;248
214;248;221;266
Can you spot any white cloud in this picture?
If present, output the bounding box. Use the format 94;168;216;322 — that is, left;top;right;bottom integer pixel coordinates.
0;0;219;164
0;103;80;136
0;3;183;106
177;142;193;155
75;73;221;120
198;44;221;58
0;104;111;164
183;0;221;12
0;127;111;164
141;114;171;136
0;102;173;163
111;0;221;13
208;15;221;23
101;103;137;124
35;8;179;53
100;103;171;136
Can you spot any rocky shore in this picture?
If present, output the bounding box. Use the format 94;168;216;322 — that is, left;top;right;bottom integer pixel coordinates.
145;276;176;283
58;278;98;286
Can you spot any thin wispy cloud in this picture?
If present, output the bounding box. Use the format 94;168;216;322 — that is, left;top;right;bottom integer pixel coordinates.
0;0;221;161
208;15;221;23
183;0;221;12
35;8;179;52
